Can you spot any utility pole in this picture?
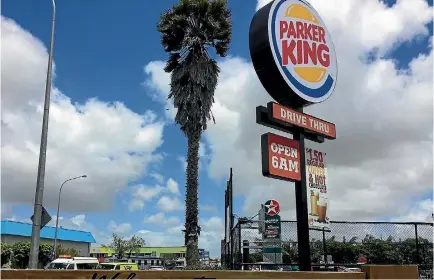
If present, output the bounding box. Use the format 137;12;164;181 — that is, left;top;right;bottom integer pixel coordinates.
28;0;56;269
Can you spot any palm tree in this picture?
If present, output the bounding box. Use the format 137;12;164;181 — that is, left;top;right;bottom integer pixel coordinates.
157;0;231;267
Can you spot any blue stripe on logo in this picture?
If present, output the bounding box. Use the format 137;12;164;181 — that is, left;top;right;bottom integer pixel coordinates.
271;0;334;99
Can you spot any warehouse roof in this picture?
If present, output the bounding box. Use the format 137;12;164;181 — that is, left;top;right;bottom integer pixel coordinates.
1;220;96;243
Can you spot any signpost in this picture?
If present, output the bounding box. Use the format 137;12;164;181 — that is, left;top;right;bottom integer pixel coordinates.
249;0;338;271
262;200;282;264
30;206;51;230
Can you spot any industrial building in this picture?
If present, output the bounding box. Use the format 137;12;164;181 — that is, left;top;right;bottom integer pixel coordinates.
90;246;210;268
90;246;186;267
0;220;96;256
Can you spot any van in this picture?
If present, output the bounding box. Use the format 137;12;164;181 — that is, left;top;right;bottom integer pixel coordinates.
97;262;138;271
46;257;99;270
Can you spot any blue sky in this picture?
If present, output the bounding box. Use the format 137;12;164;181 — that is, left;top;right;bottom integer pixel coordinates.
2;0;433;256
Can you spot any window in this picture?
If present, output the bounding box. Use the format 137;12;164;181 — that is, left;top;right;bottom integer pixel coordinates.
144;260;147;265
151;260;154;266
138;260;142;265
66;264;75;270
46;263;69;269
114;265;120;270
97;264;116;270
76;263;98;270
132;259;135;263
156;260;159;265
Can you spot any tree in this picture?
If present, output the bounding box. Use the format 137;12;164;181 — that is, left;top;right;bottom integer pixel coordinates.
107;233;128;259
126;235;146;258
39;243;54;267
11;241;31;269
161;253;178;269
157;0;232;267
1;242;12;266
56;245;78;258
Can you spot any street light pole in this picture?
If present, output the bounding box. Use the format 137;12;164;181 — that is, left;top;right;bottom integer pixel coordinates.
53;175;87;258
28;0;56;269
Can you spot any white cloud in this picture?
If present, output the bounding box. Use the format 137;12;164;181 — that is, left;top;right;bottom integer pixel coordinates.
128;199;145;212
108;220;132;234
143;0;433;224
128;178;182;212
135;185;165;201
394;199;434;223
177;156;188;170
166;178;180;195
157;196;183;212
150;172;164;184
1;16;165;212
144;212;180;226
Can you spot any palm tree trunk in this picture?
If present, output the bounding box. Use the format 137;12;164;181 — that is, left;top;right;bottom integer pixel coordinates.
185;131;201;267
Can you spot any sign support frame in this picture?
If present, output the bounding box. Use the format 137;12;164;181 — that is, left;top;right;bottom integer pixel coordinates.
292;107;311;271
250;0;338;272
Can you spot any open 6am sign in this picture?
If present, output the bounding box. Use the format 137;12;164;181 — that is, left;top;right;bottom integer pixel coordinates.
261;132;301;182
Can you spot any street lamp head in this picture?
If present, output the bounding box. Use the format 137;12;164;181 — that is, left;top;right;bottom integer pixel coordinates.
81;175;87;178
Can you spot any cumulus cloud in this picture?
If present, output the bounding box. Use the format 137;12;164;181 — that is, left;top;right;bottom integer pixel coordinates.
108;220;132;234
128;178;182;212
1;16;165;212
166;178;180;195
143;212;180;226
157;196;183;212
144;0;433;223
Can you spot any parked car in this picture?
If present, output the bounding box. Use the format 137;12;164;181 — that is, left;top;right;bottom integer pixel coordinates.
149;265;164;270
45;257;99;270
97;262;138;271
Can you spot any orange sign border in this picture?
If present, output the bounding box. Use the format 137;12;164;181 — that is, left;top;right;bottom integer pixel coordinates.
261;132;301;182
267;102;336;139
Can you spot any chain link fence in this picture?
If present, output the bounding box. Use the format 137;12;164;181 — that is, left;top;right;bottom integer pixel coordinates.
221;220;433;277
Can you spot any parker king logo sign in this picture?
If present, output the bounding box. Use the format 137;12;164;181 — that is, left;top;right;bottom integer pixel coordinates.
269;0;337;104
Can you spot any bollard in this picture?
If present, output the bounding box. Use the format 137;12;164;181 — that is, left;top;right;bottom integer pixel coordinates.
242;240;250;271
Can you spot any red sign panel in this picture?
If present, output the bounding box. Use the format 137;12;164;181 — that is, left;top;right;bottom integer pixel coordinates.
261;132;301;182
269;102;336;139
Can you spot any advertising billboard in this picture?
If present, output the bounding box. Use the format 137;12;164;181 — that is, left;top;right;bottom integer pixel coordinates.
306;147;330;230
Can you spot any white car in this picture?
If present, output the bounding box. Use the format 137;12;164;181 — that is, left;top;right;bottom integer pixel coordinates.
149;265;164;270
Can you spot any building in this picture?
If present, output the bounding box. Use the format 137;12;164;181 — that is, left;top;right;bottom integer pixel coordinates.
90;246;187;267
1;220;96;256
198;248;210;265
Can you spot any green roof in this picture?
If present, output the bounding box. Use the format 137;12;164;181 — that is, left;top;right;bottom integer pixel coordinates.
91;246;186;257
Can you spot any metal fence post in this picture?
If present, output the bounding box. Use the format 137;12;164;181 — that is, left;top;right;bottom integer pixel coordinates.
238;223;242;270
322;229;327;266
230;227;234;270
415;223;420;265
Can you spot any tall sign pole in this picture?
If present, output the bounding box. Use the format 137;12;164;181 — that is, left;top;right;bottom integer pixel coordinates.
249;0;338;271
29;0;56;269
293;119;310;270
